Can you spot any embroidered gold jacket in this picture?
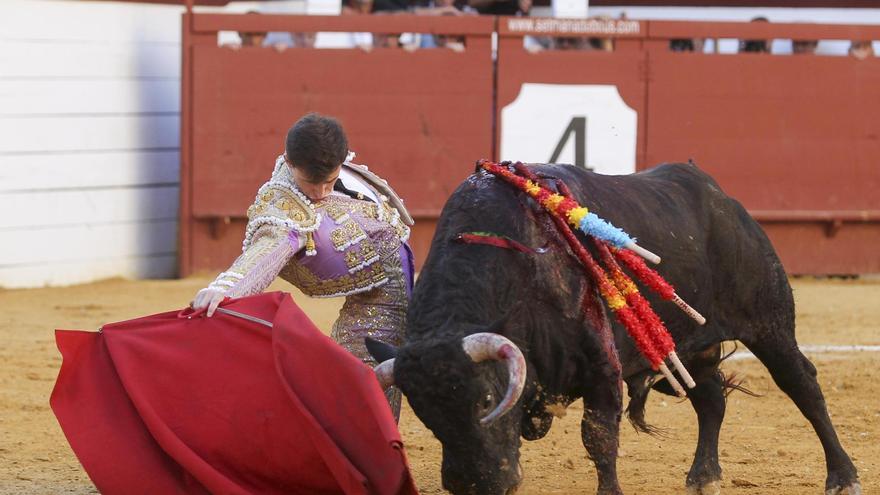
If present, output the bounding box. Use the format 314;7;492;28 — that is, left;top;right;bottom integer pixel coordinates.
208;155;412;299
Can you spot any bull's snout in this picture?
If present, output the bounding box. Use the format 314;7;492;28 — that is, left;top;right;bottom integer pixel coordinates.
441;460;522;495
442;479;520;495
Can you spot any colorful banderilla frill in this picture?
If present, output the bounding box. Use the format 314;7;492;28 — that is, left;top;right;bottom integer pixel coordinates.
479;159;705;396
611;247;707;326
478;159;661;264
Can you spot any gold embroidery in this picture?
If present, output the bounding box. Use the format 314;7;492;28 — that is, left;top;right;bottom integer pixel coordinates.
344;242;380;273
379;198;410;241
305;231;316;255
330;220;367;251
278;197;308;222
323;196;378;221
324;202;350;223
281;259;388;298
248;184;318;231
275;193;407;298
357;201;380;219
329;252;408;420
344;250;358;268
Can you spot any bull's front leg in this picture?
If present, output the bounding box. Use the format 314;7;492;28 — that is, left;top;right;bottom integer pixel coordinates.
580;374;623;495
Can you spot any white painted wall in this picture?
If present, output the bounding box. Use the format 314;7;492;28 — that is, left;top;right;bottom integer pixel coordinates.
0;0;314;288
0;0;184;288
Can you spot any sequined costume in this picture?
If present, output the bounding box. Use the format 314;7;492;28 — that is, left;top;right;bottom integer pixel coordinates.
206;154;414;419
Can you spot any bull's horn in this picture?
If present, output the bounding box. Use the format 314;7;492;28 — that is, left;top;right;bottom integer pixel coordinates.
461;333;527;426
373;359;395;390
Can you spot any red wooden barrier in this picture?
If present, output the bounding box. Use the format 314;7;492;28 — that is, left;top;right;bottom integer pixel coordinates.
180;13;495;275
181;14;880;276
642;21;880;274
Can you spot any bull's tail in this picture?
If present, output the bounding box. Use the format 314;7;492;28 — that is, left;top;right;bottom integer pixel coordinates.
719;369;759;398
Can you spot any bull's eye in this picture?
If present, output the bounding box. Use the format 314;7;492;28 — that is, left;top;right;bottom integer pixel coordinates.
480;393;494;412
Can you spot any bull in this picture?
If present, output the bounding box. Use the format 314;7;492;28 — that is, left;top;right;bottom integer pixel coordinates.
366;162;860;495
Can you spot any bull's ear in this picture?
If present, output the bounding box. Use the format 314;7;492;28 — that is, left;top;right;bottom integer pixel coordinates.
365;337;398;363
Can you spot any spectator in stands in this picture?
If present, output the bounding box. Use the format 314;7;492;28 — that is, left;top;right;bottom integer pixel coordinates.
228;11;296;52
849;40;875;60
548;36;613;51
552;37;585;51
239;31;267;47
399;0;476;52
792;39;818;55
551;16;616;52
412;0;474;16
263;32;291;50
670;39;694;52
740;16;770;53
468;0;530;16
430;12;468;52
670;38;705;53
292;33;317;48
587;36;614;51
263;32;317;50
341;0;378;50
586;15;616;52
371;0;423;13
233;11;267;48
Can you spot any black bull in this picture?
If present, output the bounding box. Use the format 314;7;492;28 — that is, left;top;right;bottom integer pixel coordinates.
367;163;860;495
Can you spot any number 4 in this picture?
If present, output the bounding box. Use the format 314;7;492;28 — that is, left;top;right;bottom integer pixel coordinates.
549;116;589;170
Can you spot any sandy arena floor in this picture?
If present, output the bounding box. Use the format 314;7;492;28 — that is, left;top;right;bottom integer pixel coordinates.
1;276;878;494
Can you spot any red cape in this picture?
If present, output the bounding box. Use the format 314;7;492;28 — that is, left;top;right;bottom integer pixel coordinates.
50;292;418;495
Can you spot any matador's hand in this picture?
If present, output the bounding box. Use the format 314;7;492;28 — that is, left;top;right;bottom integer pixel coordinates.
191;288;226;317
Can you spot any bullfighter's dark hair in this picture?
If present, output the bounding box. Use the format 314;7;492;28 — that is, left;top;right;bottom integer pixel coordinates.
285;113;349;182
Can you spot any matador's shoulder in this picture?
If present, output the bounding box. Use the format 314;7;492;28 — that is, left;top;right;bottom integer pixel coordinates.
242;156;321;250
247;180;319;230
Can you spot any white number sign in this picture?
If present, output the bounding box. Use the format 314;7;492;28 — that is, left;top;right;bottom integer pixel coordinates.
500;83;638;175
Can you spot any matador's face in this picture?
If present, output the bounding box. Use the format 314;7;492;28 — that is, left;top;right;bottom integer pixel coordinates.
288;161;341;202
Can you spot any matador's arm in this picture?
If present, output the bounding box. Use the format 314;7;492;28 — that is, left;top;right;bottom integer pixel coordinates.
207;225;303;298
194;173;320;314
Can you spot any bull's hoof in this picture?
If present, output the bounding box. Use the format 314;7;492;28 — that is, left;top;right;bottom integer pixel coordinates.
596;487;623;495
686;480;720;495
825;482;862;495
